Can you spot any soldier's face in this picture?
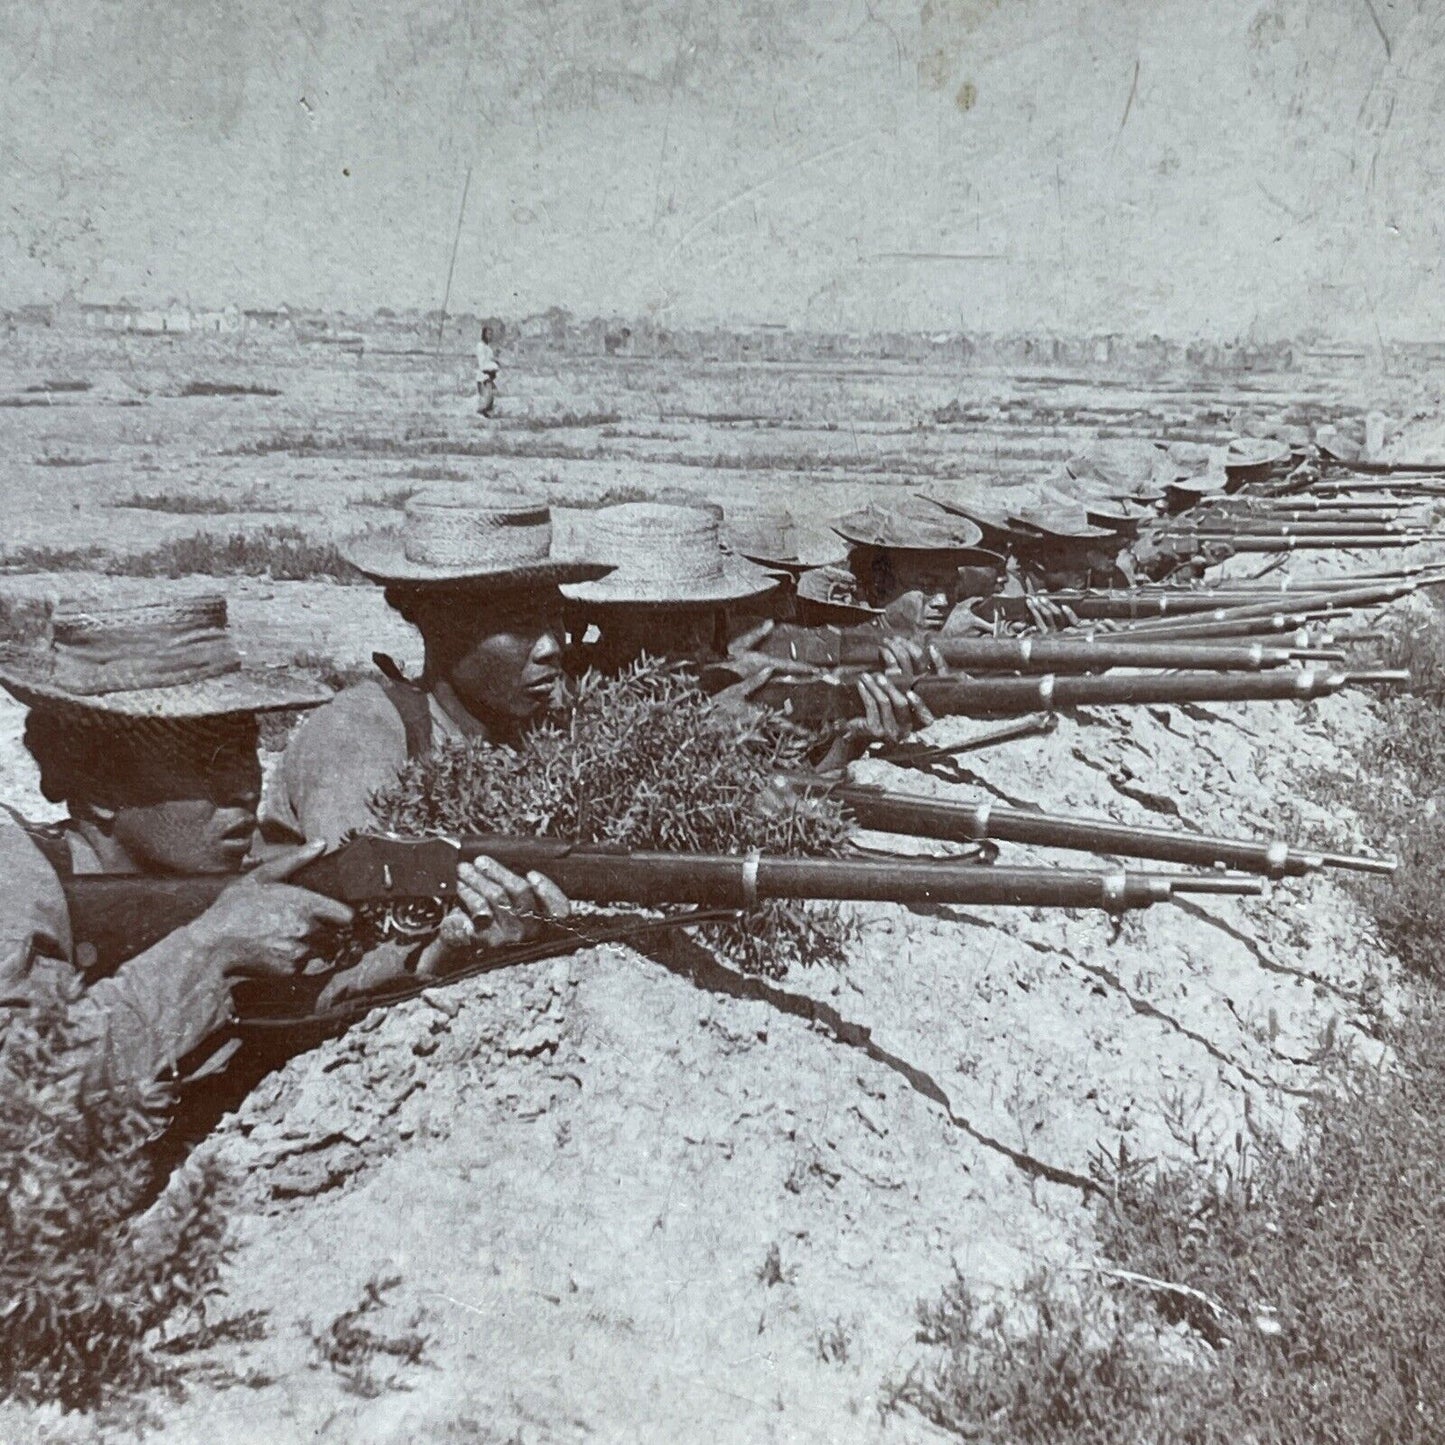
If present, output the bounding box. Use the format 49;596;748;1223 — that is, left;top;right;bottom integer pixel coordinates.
109;721;263;875
445;595;564;722
870;552;959;630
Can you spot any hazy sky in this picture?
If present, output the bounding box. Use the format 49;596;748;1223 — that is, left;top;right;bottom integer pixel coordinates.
3;0;1440;339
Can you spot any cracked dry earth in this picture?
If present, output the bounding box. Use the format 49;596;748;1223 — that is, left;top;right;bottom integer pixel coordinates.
0;342;1433;1443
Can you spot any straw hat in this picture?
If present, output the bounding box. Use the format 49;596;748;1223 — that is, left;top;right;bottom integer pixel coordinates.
561;503;778;606
831;504;984;552
1007;501;1116;541
922;494;1020;549
0;595;330;718
724;505;847;573
345;483;612;589
1224;436;1292;473
795;565;882;617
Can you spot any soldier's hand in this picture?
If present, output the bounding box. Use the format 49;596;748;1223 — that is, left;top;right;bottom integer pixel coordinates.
1024;597;1080;633
850;671;935;745
191;841;354;981
878;635;944;678
413;857;571;980
708;659;782;719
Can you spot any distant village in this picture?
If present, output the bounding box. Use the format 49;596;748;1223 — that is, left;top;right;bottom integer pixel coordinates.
4;298;1437;376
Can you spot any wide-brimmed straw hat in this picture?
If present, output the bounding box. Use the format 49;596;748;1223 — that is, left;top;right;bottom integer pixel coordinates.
0;595;330;718
1165;472;1229;500
795;565;882;617
345;483;612;589
561;503;777;606
724;505;847;573
832;504;984;552
1007;502;1117;541
1224;436;1292;474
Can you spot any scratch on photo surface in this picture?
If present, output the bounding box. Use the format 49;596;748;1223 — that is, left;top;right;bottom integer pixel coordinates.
667;135;874;260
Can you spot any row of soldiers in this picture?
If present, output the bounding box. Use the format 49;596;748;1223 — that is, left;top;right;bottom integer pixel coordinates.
0;427;1413;1127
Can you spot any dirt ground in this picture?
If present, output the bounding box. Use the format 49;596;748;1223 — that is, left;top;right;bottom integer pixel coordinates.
0;329;1438;1443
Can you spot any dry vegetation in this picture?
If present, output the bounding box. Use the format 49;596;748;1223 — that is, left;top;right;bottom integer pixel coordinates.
1;526;359;583
375;661;854;977
0;1002;234;1411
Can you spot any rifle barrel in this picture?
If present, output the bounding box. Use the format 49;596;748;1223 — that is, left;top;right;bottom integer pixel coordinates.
439;839;1265;912
756;667;1375;724
836;785;1396;878
931;637;1301;673
1156;531;1426;552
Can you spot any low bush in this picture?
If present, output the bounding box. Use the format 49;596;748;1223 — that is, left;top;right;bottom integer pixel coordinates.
2;527;360;583
373;661;853;977
113;488;295;516
0;999;234;1410
178;381;281;398
886;1270;1185;1444
0;594;51;645
895;1008;1445;1442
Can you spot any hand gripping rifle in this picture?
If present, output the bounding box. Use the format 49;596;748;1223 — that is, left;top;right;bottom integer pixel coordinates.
61;833;1261;980
823;782;1397;880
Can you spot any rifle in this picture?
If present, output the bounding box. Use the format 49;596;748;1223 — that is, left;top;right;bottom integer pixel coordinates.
827;783;1397;878
750;623;1334;673
1195;497;1412;515
1317;460;1445;476
1153;530;1426;553
715;667;1408;726
61;834;1262;978
971;579;1418;624
1177;519;1408;538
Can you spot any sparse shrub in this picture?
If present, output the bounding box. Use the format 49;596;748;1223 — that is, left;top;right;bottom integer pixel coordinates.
178;381;281;398
352;485;419;510
373;661;853;977
1;527;361;583
113;488;294;516
0;594;51;645
1364;810;1445;979
307;1275;429;1398
0;999;235;1410
510;409;622;430
816;1317;853;1364
111;527;357;581
756;1243;787;1288
895;1009;1445;1442
886;1271;1182;1443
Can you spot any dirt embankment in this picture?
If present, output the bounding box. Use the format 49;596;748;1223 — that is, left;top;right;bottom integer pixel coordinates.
3;614;1410;1443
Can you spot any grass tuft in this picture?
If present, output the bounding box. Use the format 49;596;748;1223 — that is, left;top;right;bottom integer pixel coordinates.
178;381;281;398
113;488;295;516
1;527;360;583
373;661;854;977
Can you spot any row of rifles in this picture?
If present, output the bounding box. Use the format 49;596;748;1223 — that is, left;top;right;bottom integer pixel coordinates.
676;440;1445;916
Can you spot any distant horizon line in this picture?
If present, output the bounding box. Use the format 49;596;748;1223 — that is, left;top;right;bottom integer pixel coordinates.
5;298;1440;353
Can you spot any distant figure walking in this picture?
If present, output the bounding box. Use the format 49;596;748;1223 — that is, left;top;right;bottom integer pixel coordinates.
475;325;499;417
